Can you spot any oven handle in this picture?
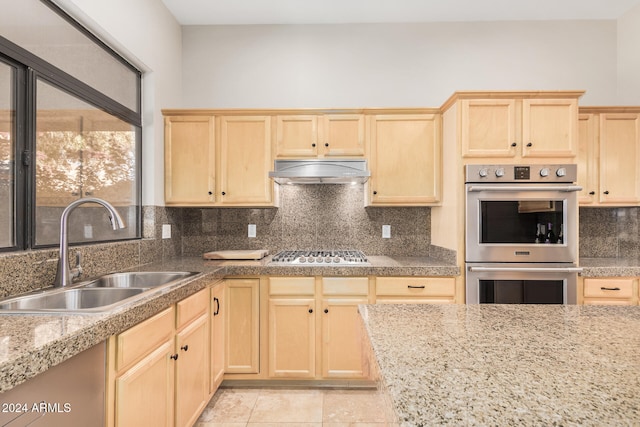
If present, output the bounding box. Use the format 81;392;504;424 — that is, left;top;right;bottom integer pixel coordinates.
468;266;583;273
467;185;582;193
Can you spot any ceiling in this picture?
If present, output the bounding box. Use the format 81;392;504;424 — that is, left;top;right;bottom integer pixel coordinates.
161;0;640;25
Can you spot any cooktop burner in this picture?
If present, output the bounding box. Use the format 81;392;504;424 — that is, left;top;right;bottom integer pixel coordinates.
270;250;370;266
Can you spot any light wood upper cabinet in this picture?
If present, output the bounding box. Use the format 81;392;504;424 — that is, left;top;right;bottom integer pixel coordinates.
164;115;215;205
276;114;365;158
577;108;640;206
460;97;578;159
599;113;640;205
219;116;273;205
367;113;441;205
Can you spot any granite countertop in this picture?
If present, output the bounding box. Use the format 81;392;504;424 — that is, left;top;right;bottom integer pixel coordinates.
579;257;640;277
0;255;457;393
360;304;640;426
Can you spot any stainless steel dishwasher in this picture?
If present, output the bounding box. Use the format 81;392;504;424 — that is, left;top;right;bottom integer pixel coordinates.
0;341;105;427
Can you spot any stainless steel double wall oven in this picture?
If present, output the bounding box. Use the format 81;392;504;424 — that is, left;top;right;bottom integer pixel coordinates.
465;164;582;304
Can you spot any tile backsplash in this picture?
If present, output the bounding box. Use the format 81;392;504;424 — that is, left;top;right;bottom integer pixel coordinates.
579;207;640;258
177;184;436;257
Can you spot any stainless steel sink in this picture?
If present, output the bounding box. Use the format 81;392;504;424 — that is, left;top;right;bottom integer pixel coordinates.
0;271;200;314
0;288;145;313
81;271;198;289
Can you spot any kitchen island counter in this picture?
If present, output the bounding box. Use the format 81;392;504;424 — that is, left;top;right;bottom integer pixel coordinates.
360;303;640;426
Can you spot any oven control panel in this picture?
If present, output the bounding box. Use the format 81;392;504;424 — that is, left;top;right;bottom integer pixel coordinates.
466;164;577;183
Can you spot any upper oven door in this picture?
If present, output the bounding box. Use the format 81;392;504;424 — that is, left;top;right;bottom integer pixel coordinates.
465;183;580;263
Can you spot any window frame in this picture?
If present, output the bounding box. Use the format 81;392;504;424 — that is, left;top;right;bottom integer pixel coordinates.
0;0;142;251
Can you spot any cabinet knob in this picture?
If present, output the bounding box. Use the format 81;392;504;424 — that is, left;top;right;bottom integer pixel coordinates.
325;143;329;147
526;142;533;147
324;308;329;313
589;191;595;195
604;190;610;195
373;191;377;195
511;142;517;147
170;354;179;361
208;191;213;195
181;345;189;352
221;191;226;196
311;143;316;147
308;308;313;313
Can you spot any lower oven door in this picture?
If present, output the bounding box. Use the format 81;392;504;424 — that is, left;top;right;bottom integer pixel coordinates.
465;263;582;304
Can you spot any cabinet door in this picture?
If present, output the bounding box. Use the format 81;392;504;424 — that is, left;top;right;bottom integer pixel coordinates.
175;314;209;427
225;279;260;373
522;99;577;158
115;339;175;427
320;114;365;157
164;116;215;205
210;283;225;393
461;99;517;158
219;116;273;205
368;114;441;205
321;298;368;379
577;114;598;204
599;113;640;204
275;115;318;157
269;297;316;378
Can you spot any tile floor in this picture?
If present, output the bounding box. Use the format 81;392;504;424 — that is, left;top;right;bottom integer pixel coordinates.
195;387;394;426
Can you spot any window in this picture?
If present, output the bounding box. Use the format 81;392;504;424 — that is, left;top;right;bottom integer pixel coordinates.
0;0;141;250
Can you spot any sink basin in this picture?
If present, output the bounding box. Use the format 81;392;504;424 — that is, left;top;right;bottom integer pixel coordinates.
81;271;199;289
0;288;145;313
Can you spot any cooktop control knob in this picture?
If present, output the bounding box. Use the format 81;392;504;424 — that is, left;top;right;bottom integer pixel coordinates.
478;168;489;178
539;168;549;177
556;167;566;177
495;168;505;178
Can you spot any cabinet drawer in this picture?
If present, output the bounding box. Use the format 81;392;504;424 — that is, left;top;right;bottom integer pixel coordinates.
322;277;368;296
116;306;175;372
177;288;209;329
270;277;315;295
583;278;634;299
376;277;455;297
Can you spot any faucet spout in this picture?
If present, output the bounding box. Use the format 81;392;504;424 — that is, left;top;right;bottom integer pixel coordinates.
53;197;126;288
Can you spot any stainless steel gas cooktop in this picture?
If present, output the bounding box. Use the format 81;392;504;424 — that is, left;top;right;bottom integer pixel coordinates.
270;250;370;266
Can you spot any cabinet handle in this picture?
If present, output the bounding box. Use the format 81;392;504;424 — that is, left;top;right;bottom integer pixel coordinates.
604;191;610;195
170;354;179;360
589;191;595;195
324;308;329;313
408;285;426;289
181;345;189;352
600;287;621;291
526;142;533;147
308;308;313;313
511;142;517;147
213;297;220;316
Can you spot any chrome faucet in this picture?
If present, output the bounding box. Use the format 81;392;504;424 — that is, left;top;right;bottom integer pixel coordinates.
53;197;126;288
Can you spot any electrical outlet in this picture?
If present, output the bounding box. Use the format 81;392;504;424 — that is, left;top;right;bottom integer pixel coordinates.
162;224;172;239
248;224;257;238
382;225;391;238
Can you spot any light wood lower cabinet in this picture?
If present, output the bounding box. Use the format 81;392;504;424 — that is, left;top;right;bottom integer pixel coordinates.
210;281;225;393
267;276;370;380
581;277;637;305
225;278;260;374
108;288;212;427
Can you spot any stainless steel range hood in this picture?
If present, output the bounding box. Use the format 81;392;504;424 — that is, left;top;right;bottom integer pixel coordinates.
269;159;370;184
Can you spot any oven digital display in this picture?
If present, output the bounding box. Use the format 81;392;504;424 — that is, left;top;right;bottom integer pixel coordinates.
514;166;530;180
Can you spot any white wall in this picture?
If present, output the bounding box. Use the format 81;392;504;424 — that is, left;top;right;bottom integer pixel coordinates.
55;0;183;206
181;20;619;108
618;3;640;104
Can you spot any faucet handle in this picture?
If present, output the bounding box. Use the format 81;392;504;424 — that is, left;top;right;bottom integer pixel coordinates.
72;252;83;279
